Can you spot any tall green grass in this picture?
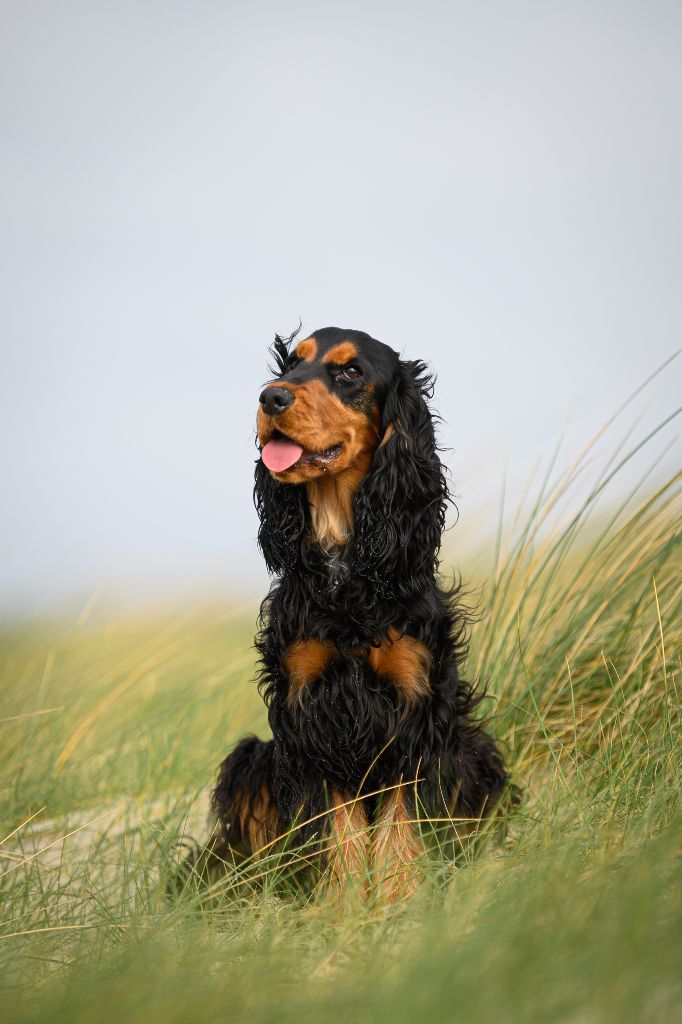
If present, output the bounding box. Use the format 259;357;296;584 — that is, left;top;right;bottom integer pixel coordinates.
0;379;680;1023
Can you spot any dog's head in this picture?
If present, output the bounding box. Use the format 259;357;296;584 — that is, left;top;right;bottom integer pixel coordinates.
256;328;396;484
254;327;449;595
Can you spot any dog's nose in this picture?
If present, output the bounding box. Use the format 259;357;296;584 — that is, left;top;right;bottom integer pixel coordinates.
259;386;294;417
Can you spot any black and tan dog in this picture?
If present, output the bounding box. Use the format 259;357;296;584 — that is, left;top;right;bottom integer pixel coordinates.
209;327;509;899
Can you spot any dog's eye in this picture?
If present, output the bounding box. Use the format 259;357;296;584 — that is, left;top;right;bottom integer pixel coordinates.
336;365;363;383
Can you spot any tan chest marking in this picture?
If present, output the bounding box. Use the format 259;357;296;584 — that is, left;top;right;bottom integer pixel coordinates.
306;449;374;547
282;637;341;705
282;630;431;705
368;628;432;703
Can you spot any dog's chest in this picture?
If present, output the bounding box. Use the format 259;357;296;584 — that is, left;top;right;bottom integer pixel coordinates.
321;546;349;593
289;658;399;787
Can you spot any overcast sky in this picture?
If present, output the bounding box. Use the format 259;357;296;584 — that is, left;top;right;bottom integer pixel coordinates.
1;1;680;619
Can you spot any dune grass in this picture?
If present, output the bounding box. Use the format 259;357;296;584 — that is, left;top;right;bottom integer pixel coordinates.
0;385;680;1023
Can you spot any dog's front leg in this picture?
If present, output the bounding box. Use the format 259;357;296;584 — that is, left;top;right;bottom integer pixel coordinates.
372;785;423;902
324;788;371;901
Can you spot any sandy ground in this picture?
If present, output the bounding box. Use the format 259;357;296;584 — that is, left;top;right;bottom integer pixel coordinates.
1;791;211;879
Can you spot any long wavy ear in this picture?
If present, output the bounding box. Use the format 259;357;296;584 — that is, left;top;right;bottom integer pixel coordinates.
352;359;449;599
253;459;306;575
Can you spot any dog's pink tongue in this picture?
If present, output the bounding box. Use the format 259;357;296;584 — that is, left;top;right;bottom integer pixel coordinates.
261;438;304;472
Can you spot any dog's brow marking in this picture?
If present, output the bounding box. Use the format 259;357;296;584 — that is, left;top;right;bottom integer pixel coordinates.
295;337;317;361
322;341;358;364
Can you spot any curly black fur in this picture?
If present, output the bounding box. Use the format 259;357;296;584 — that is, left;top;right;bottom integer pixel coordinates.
211;327;510;883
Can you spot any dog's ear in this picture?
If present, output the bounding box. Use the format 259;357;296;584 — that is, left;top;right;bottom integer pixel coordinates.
352;359;449;599
254;459;306;574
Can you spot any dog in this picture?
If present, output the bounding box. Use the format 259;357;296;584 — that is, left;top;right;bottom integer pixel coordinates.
208;327;509;899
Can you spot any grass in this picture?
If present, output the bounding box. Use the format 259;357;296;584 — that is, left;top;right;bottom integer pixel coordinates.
0;375;680;1023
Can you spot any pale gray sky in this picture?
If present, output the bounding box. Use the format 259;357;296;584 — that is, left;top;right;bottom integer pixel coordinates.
1;1;680;618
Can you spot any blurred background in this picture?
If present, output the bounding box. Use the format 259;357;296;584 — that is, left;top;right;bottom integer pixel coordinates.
1;0;680;620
